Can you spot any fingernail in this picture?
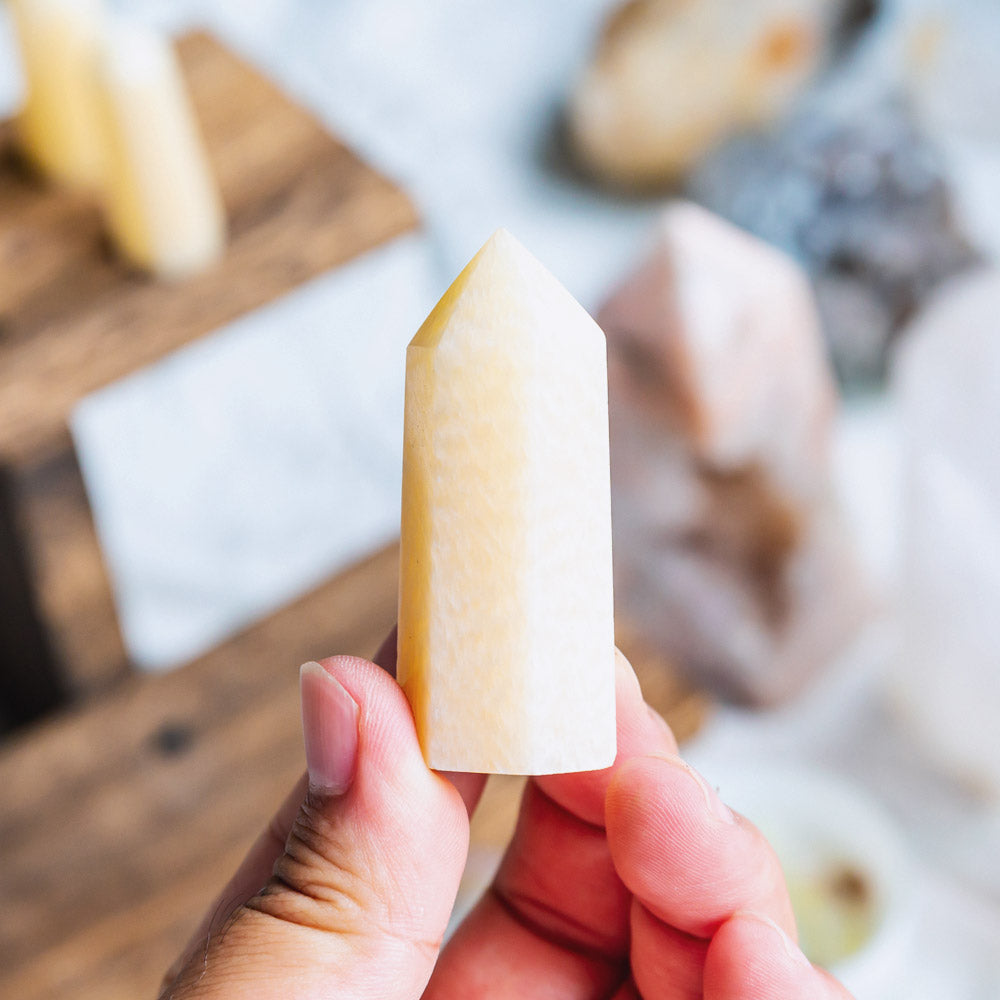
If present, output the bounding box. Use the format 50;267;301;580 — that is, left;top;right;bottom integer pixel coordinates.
300;661;359;796
737;911;811;967
660;754;736;824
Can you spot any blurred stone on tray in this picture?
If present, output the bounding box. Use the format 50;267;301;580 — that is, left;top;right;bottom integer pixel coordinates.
688;96;981;385
892;269;1000;795
566;0;873;190
602;202;870;706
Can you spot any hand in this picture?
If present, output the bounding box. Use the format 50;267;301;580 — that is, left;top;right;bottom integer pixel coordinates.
160;635;853;999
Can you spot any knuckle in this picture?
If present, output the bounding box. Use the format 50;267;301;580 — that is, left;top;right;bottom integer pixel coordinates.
248;800;378;935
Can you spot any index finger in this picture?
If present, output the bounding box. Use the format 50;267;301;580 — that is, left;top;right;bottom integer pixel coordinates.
534;648;679;826
606;754;796;939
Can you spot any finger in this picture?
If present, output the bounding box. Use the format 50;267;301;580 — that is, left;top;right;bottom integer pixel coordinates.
162;627;486;997
162;626;426;992
705;912;855;999
423;895;627;1000
496;782;630;956
629;900;708;1000
606;754;796;940
535;648;680;826
377;623;487;816
423;649;678;999
610;980;643;1000
160;773;308;993
493;652;678;953
442;768;489;815
164;655;470;1000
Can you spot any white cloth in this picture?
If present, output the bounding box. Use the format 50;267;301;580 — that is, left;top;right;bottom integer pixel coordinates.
73;233;435;669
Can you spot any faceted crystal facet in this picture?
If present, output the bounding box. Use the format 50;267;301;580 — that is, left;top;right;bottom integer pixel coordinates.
398;230;616;774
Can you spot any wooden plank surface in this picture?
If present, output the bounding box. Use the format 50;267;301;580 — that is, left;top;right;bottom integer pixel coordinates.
0;30;418;466
0;30;419;720
0;466;67;728
0;540;709;1000
7;450;130;700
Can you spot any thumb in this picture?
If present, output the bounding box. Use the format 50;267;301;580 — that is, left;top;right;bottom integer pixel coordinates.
167;656;471;1000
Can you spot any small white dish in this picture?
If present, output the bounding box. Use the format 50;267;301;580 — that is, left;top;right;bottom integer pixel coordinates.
704;760;918;999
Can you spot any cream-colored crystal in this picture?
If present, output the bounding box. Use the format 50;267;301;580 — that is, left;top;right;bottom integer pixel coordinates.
95;20;225;279
568;0;837;187
10;0;106;188
397;230;616;774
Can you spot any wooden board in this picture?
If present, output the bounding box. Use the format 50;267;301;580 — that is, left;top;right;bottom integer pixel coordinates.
0;31;419;723
0;540;709;1000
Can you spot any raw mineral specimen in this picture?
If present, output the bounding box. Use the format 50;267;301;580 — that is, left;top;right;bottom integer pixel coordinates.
567;0;872;189
602;202;869;705
688;97;981;384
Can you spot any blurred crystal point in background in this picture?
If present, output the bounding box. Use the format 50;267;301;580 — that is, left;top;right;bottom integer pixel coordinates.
892;269;1000;795
603;202;871;706
566;0;873;189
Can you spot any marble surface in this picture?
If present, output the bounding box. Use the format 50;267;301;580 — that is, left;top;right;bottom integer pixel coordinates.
3;1;999;992
73;233;436;669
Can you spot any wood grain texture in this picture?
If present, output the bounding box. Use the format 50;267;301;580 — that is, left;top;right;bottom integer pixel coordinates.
9;449;130;699
0;31;419;722
0;539;708;1000
0;30;419;466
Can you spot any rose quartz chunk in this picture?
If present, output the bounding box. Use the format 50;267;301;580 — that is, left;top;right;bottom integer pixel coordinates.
602;202;869;704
